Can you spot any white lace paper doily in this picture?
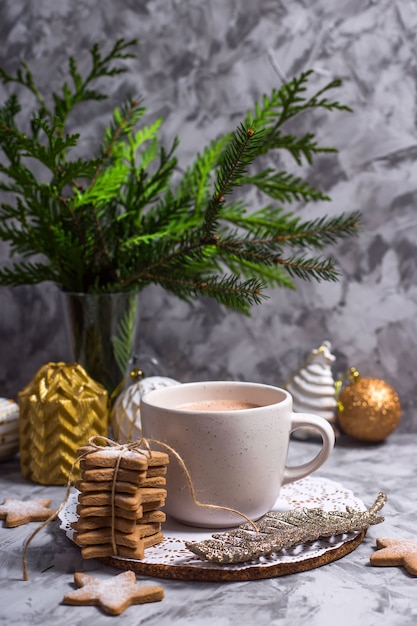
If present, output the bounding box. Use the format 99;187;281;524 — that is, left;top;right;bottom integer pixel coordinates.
59;476;367;577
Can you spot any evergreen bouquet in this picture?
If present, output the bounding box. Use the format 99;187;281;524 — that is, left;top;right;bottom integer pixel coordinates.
0;39;360;392
0;38;359;315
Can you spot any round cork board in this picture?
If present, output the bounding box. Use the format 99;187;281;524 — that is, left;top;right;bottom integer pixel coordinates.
60;476;369;582
99;530;366;582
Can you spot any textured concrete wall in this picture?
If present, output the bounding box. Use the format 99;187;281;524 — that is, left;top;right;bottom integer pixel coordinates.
1;0;416;430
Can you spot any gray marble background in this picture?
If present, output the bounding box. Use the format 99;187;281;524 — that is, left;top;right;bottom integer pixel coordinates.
0;0;416;430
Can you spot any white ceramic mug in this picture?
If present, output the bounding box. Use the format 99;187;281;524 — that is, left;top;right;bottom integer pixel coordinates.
141;381;335;528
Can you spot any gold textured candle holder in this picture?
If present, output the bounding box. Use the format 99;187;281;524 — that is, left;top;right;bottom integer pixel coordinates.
18;362;109;485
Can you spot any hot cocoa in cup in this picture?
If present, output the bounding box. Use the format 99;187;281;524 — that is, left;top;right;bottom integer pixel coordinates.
141;381;335;528
176;400;260;411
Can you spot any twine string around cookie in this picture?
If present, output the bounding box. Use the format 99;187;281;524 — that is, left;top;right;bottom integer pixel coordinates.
110;450;123;555
91;436;259;554
144;438;259;532
22;435;258;580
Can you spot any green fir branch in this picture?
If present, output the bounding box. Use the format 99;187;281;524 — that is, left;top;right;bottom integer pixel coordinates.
236;170;330;203
202;124;262;237
224;257;296;290
137;271;266;314
279;254;339;282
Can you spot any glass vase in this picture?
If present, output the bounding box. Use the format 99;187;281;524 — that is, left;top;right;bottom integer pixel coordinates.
62;291;140;395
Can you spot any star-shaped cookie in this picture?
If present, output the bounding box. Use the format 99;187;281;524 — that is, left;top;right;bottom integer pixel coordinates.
370;537;417;576
0;497;54;527
62;571;164;615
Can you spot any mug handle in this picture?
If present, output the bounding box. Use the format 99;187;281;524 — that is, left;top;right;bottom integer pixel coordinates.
282;413;335;485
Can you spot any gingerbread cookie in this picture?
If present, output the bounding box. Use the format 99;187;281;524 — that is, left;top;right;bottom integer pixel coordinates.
80;464;146;484
0;497;54;527
76;503;142;520
146;452;170;467
78;490;142;510
77;445;149;470
62;571;164;615
75;479;140;494
142;498;166;512
141;510;166;524
79;531;164;560
78;446;168;470
140;475;167;487
74;522;162;546
370;537;417;576
72;515;137;534
146;465;168;477
75;525;144;548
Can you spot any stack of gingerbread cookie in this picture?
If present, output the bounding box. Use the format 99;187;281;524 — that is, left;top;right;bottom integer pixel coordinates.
71;444;169;560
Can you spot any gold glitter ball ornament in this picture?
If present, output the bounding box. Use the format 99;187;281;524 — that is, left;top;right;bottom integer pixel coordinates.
337;370;401;443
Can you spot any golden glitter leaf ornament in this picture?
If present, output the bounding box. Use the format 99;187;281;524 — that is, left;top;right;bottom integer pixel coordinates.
336;368;401;443
186;493;386;564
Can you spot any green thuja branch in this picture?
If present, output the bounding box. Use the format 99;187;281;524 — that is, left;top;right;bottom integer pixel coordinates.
0;38;137;129
0;39;360;312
